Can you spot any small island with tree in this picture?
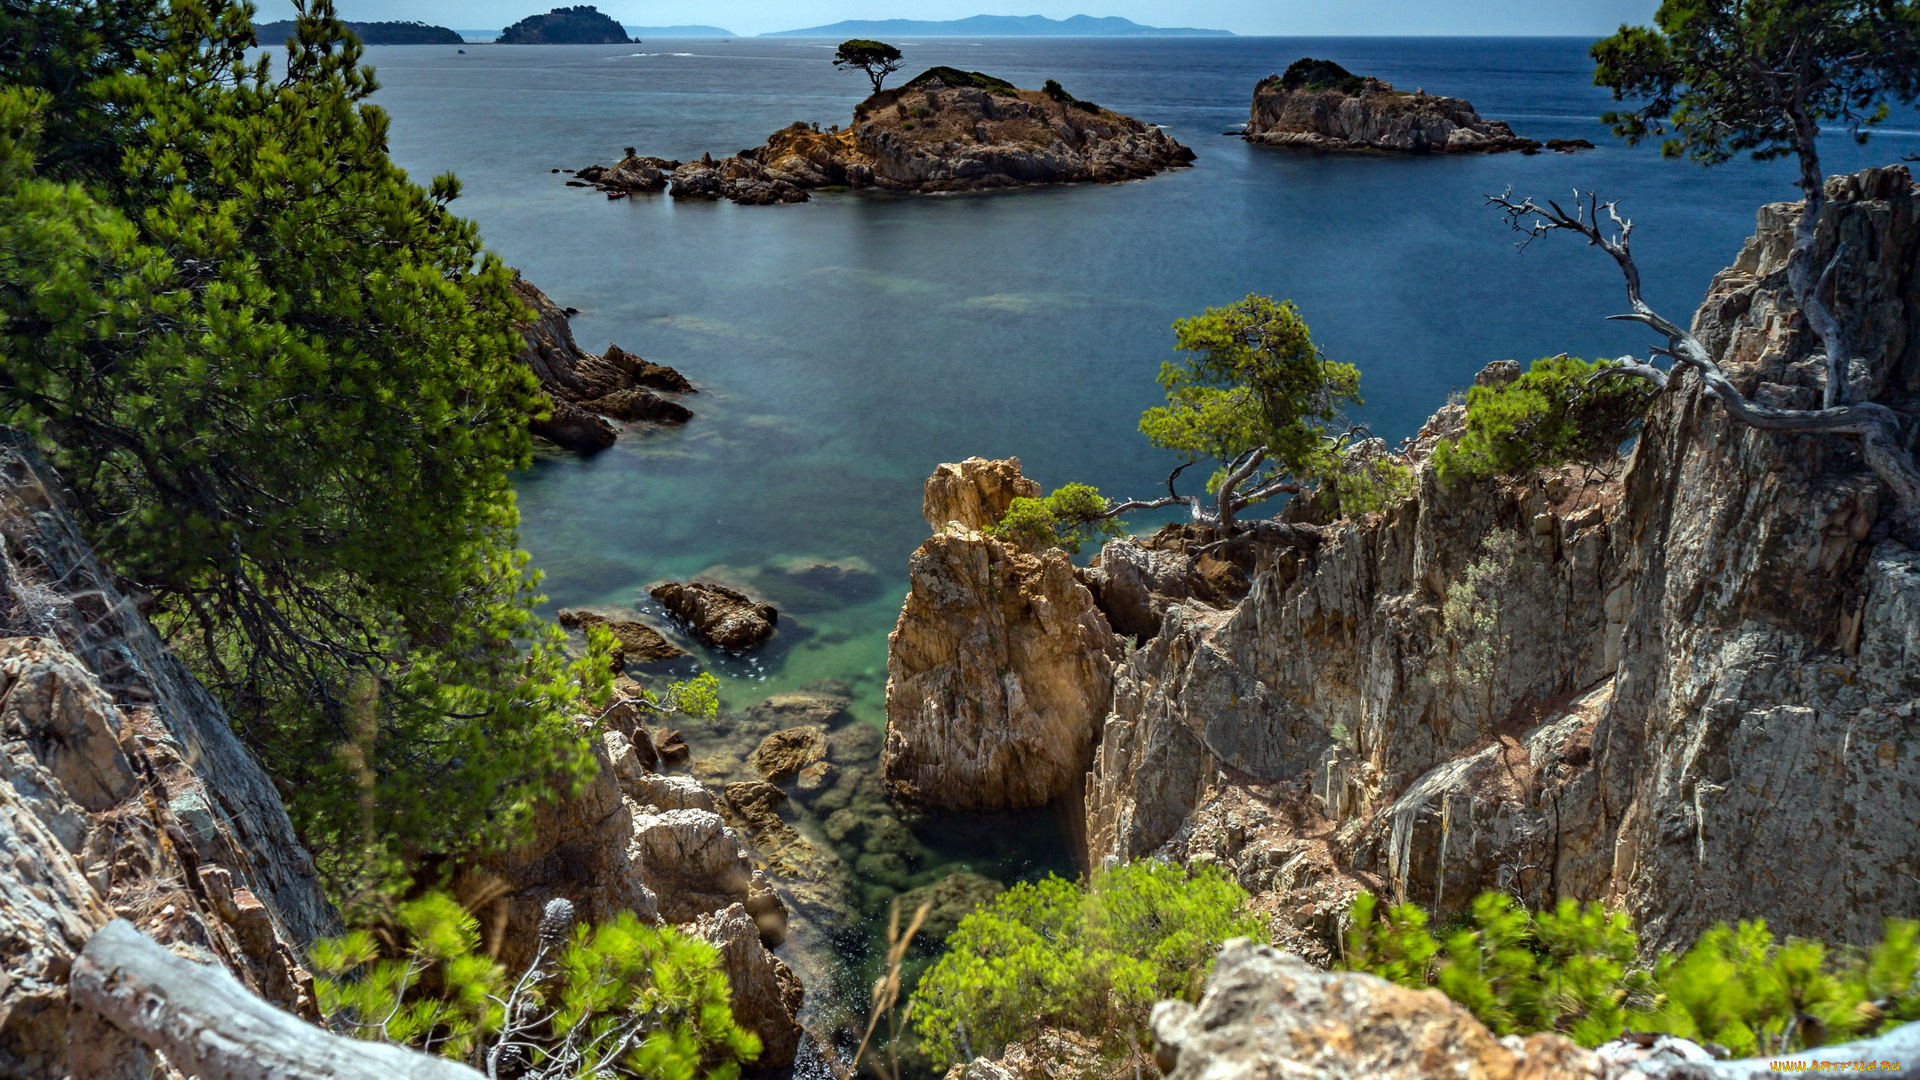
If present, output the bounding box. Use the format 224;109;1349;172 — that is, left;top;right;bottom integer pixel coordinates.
497;5;633;44
254;18;463;45
1244;57;1589;154
571;42;1194;204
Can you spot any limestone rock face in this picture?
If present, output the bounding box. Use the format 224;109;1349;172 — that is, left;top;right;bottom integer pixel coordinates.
583;68;1195;206
1150;941;1618;1080
1075;168;1920;956
0;439;337;1079
884;477;1124;808
690;904;805;1067
1245;68;1543;154
921;456;1041;532
648;580;779;652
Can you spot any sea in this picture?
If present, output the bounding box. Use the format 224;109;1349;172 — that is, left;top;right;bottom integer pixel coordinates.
356;32;1920;1036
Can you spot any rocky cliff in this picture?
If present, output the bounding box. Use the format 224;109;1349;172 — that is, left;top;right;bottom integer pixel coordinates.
1244;58;1578;155
885;167;1920;960
575;67;1195;206
0;436;339;1078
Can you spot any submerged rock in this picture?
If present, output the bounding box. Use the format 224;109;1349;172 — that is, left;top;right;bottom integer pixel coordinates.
577;67;1194;206
1245;57;1545;154
752;726;828;783
647;580;779;652
896;871;1005;950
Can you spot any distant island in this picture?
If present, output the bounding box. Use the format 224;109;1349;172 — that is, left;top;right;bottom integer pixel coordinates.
623;25;737;37
762;14;1232;37
498;5;633;44
254;19;462;45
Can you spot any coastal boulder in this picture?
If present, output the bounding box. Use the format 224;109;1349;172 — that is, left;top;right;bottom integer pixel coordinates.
884;461;1124;810
752;726;828;783
648;581;779;651
555;608;686;663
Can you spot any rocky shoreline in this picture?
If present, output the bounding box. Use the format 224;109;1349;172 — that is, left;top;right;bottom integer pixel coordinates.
1243;57;1589;155
881;167;1920;973
570;67;1195;206
512;275;697;452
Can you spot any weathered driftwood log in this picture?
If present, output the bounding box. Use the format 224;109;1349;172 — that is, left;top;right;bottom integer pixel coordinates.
70;919;482;1080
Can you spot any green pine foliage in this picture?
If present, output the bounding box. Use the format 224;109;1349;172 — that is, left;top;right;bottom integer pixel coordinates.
313;892;761;1078
1341;892;1920;1054
989;482;1127;554
1431;356;1657;485
909;861;1267;1067
0;0;622;897
1143;295;1362;494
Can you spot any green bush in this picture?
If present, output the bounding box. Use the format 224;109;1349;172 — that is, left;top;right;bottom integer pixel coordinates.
989;482;1127;555
1431;356;1657;485
313;892;761;1078
0;0;623;898
1341;891;1920;1054
910;861;1267;1067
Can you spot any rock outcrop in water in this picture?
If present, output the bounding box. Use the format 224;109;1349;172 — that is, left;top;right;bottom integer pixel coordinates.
1243;58;1572;154
0;437;338;1078
647;580;780;652
884;167;1920;961
512;275;696;452
497;5;632;43
575;67;1195;206
883;458;1124;810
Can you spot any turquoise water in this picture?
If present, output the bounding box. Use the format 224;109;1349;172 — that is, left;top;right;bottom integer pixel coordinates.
360;33;1920;1020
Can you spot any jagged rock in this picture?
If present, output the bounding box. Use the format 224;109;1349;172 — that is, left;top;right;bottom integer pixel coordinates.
512;275;695;450
593;68;1192;206
1074;168;1920;955
1245;59;1543;154
752;726;827;783
1149;940;1617;1080
604;345;696;392
689;904;805;1067
884;461;1124;809
922;456;1042;532
529;398;617;452
556;608;687;663
578;388;693;424
0;440;337;1079
647;581;778;651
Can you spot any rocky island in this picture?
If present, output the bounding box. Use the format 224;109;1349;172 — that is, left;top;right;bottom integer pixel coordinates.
497;4;632;44
1244;57;1587;154
573;67;1195;205
253;19;463;44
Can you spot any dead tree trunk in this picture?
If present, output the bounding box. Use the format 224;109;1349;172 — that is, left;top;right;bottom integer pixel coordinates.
70;919;484;1080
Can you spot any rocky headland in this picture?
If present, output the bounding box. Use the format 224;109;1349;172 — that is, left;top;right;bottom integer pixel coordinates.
883;164;1920;989
512;275;696;452
1243;58;1588;155
572;67;1195;206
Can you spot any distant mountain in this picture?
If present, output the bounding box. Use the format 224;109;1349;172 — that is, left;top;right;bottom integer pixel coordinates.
498;5;634;44
762;14;1232;37
623;25;737;37
254;19;463;45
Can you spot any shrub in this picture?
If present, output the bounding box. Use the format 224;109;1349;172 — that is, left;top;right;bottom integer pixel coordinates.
1275;57;1368;96
313;892;761;1078
910;861;1266;1067
1431;355;1657;485
1341;891;1920;1054
989;482;1126;555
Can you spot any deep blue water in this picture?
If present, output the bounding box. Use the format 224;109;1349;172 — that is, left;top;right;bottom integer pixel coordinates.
360;32;1919;930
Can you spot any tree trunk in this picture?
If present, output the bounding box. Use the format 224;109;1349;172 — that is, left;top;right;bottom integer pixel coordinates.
70;919;484;1080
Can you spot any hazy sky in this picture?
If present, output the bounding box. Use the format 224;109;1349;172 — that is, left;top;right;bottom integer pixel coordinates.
251;1;1662;37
